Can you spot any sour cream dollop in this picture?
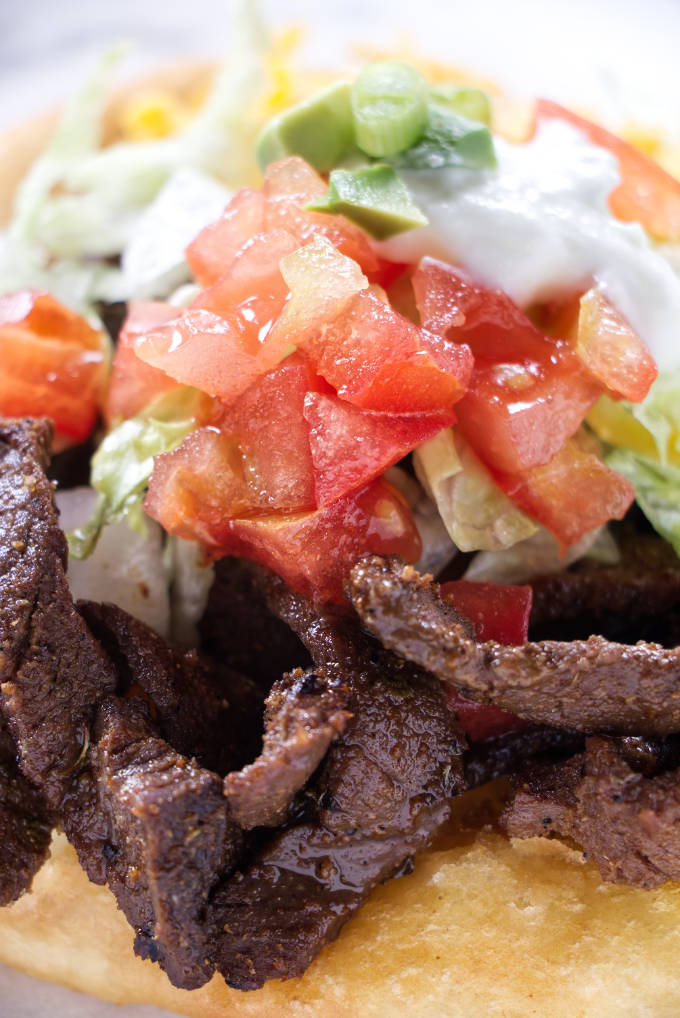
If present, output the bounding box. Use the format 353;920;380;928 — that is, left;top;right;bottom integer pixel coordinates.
382;120;680;372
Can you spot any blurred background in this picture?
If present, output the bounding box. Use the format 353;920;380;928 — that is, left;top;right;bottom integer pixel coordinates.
2;0;680;134
0;1;678;1016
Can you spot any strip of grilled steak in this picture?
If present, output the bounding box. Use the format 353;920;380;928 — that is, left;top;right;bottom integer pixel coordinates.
210;580;466;990
0;713;53;905
503;735;680;888
348;555;680;737
224;667;351;829
82;695;243;989
78;600;263;776
200;557;311;696
530;534;680;646
463;725;585;788
0;419;117;809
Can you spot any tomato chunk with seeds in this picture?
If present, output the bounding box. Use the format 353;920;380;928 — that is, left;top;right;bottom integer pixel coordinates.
221;357;325;514
495;437;635;547
304;391;455;506
0;290;108;442
535;99;680;241
145;426;253;543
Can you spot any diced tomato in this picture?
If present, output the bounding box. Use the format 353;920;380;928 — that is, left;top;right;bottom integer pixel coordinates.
535;99;680;241
495;436;635;547
440;579;533;644
262;157;381;275
456;355;601;474
413;257;601;471
304;391;455;505
146;461;420;603
0;290;108;442
575;288;657;402
221;357;325;513
145;426;254;543
194;228;297;317
133;307;268;403
106;301;181;425
186;187;264;287
221;479;422;602
413;257;551;361
302;289;472;413
440;579;532;741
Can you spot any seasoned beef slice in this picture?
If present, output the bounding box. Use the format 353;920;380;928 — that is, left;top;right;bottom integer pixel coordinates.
0;418;116;809
348;555;680;736
210;577;466;990
224;667;351;829
504;735;680;888
0;713;53;905
78;600;263;775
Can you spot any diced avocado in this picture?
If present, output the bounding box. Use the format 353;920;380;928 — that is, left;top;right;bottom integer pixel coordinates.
306;164;428;240
256;82;355;173
391;107;496;171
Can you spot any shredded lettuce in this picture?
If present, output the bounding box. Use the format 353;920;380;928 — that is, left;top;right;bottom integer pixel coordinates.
588;367;680;551
69;387;204;559
413;428;537;552
607;449;680;556
464;524;620;585
0;2;269;315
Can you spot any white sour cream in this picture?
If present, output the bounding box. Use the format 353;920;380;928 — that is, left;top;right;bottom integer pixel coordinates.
382;120;680;372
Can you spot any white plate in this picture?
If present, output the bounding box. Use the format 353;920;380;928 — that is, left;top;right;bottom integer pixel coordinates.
2;2;679;1016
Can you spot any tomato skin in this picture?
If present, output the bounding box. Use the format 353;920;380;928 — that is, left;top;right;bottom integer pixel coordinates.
106;301;181;425
495;437;635;548
441;579;532;741
304;391;456;506
440;579;533;644
535;99;680;241
0;290;107;442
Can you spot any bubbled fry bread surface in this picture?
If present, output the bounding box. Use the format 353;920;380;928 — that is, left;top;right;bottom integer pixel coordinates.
2;816;680;1018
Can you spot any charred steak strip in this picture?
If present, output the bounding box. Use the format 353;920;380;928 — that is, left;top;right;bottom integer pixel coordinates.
211;581;466;990
503;736;680;889
348;555;680;737
0;419;116;808
224;667;351;829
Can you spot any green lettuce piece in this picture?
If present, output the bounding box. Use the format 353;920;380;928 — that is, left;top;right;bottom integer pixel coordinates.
413;428;537;552
69;388;203;559
607;449;680;556
629;371;680;465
